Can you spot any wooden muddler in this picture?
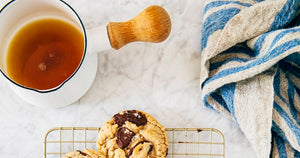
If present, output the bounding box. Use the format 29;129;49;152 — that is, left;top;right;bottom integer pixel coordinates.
107;5;171;50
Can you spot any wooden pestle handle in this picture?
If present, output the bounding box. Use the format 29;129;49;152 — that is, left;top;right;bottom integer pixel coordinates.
107;5;171;50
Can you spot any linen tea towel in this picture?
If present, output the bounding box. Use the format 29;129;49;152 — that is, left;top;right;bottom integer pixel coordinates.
200;0;300;157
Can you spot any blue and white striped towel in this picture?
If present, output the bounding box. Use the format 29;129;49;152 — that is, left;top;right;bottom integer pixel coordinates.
200;0;300;157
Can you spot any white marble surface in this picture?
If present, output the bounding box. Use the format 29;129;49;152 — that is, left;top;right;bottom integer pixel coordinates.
0;0;257;157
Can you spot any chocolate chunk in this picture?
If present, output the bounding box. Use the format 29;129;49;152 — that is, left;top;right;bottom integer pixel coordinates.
166;148;168;156
126;141;153;157
127;149;133;157
148;144;153;154
76;150;87;156
116;127;136;149
113;110;147;126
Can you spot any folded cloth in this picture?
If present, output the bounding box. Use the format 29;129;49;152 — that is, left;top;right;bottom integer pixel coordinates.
200;0;300;157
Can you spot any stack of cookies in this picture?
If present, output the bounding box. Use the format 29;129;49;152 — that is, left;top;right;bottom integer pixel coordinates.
62;110;168;158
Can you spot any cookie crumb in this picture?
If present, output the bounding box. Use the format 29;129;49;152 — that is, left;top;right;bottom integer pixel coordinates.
38;62;47;71
49;52;55;58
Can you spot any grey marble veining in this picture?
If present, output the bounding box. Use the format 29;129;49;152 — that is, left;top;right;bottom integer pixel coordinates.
0;0;257;157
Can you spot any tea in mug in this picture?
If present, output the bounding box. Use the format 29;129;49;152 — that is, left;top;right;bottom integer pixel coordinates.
6;18;84;90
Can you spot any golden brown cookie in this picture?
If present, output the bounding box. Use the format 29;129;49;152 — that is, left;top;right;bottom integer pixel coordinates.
97;110;168;158
62;149;104;158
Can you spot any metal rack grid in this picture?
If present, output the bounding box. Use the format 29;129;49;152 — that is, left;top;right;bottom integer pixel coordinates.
44;127;225;158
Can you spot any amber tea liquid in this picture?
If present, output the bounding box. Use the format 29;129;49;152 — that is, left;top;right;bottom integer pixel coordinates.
6;18;84;90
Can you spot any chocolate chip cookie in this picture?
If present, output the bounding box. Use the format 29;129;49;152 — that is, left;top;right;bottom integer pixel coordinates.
62;149;104;158
97;110;168;158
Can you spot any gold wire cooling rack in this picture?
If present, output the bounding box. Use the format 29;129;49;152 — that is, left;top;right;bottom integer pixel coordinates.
44;127;225;158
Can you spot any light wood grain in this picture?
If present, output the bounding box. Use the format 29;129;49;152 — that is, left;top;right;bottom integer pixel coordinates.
107;5;171;50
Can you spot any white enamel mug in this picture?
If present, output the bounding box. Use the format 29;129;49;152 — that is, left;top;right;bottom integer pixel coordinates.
0;0;171;107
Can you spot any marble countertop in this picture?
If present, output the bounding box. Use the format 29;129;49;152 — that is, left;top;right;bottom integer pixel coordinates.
0;0;257;157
